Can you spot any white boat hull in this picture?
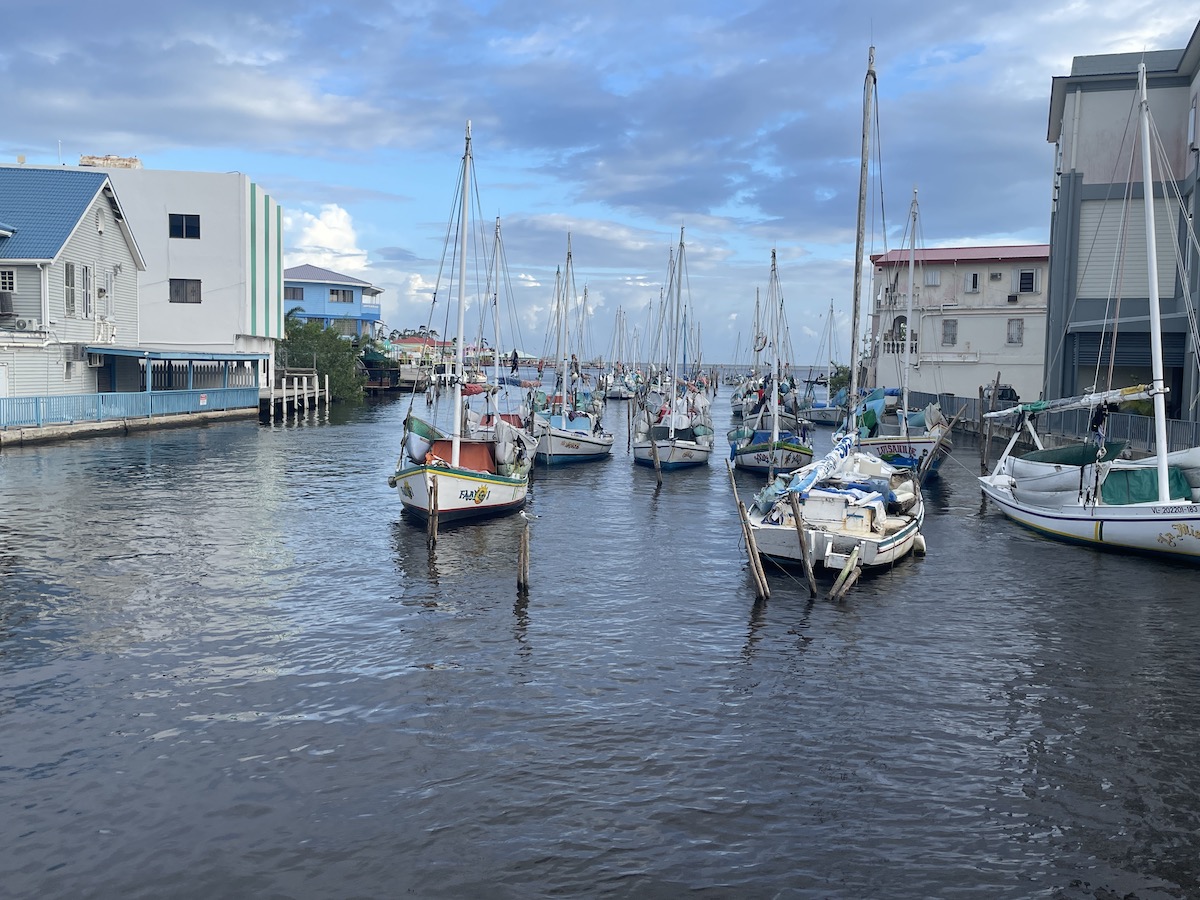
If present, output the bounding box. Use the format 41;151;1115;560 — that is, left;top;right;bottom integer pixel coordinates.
535;425;614;464
730;443;812;474
751;504;924;570
632;439;712;470
805;405;844;426
393;464;528;522
979;474;1200;560
858;431;951;472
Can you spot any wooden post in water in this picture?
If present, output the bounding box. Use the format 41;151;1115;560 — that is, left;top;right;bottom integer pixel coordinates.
517;522;530;592
427;475;439;548
981;370;1001;473
788;493;818;598
626;402;632;453
269;378;275;423
727;461;769;600
325;374;330;413
830;564;862;603
649;435;663;487
826;546;860;601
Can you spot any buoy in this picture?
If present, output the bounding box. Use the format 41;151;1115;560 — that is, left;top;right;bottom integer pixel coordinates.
913;533;927;555
387;475;397;488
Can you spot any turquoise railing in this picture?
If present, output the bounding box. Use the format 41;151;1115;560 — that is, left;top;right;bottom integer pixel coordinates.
0;388;260;429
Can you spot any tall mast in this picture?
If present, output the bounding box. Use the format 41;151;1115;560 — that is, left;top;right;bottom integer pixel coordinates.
769;250;781;471
847;46;875;435
1138;63;1170;501
492;217;501;398
451;120;471;467
901;187;917;436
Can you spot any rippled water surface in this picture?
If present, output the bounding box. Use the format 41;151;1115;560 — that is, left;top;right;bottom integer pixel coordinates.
2;394;1199;899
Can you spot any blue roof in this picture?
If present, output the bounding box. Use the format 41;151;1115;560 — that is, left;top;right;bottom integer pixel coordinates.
0;167;109;261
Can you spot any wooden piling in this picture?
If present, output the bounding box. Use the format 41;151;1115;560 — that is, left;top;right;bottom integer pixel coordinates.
826;546;860;601
727;461;769;600
325;374;330;412
650;435;663;487
269;379;276;423
830;565;862;603
981;370;1000;472
517;522;530;592
788;493;818;598
427;475;439;548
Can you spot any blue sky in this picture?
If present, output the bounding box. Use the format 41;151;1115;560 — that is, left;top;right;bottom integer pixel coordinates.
4;2;1198;364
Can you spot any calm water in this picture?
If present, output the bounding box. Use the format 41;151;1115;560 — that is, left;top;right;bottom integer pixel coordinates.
1;388;1198;899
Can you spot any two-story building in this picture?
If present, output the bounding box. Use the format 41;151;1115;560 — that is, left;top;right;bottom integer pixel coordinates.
0;166;143;402
1046;21;1200;418
864;244;1051;404
283;264;382;340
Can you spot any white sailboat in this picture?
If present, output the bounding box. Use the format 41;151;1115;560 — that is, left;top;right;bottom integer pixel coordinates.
800;300;846;426
728;249;814;475
530;236;615;465
979;65;1200;560
857;188;953;474
745;47;926;573
389;122;536;522
632;228;715;470
602;307;637;400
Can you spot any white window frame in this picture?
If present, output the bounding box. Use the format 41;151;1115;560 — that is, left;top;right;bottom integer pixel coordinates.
924;269;941;287
81;264;94;318
1016;268;1040;294
1007;318;1024;346
965;273;980;293
0;270;13;292
64;262;77;317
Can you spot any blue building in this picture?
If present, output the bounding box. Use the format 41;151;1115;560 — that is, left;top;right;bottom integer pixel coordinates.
283;264;382;339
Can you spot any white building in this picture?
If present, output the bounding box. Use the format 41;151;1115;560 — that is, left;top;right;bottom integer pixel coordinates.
865;244;1051;404
91;161;284;372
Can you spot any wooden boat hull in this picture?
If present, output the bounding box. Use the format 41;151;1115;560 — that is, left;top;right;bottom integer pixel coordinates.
979;474;1200;560
535;426;614;464
730;442;813;474
393;463;528;523
858;432;951;472
632;439;712;470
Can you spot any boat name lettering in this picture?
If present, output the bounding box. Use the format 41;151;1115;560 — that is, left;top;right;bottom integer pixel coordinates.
1156;522;1200;547
459;486;491;504
564;442;580;449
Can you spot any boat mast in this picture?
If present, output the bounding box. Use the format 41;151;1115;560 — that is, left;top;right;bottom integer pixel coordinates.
452;121;471;468
847;46;876;435
770;250;781;471
901;187;917;437
492;217;501;400
1138;63;1170;501
670;228;685;441
826;299;834;405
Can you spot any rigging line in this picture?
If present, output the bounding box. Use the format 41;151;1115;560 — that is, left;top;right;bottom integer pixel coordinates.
1043;90;1139;399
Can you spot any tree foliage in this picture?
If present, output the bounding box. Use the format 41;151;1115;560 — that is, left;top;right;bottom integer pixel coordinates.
828;364;851;396
276;314;365;402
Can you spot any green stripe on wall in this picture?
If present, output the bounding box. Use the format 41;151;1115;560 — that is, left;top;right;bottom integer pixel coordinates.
251;182;258;334
263;188;270;337
277;204;283;338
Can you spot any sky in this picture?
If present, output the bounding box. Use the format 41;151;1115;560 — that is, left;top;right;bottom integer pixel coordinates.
4;2;1199;365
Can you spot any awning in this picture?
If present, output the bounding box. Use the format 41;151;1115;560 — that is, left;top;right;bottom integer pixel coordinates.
84;346;270;362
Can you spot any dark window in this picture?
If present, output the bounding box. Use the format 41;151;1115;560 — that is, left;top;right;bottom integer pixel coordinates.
1018;269;1037;292
169;278;202;304
941;319;958;346
330;289;354;303
169;213;201;239
284;286;303;301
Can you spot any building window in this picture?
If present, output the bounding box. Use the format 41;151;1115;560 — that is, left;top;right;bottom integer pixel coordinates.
330;289;354;303
989;271;1003;281
169;213;201;239
169;278;202;304
965;273;980;293
924;269;940;287
284;286;303;301
1018;268;1039;293
65;262;76;316
942;319;958;346
81;264;93;318
0;270;13;292
1007;318;1024;345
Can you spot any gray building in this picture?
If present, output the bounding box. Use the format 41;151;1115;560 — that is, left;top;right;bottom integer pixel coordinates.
1046;20;1200;419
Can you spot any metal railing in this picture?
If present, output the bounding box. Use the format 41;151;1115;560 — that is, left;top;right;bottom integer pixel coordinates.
905;389;1200;453
0;387;260;429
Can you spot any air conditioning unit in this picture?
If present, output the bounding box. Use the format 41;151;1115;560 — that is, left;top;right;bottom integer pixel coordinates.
70;344;86;362
14;317;41;331
990;272;1004;281
87;353;105;368
1007;294;1019;304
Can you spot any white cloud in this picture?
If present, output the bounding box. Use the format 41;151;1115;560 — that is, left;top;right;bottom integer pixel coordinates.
284;204;369;273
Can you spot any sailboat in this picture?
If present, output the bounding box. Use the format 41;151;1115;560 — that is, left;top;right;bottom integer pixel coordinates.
602;307;637;400
979;63;1200;560
728;291;765;421
529;236;615;465
632;228;715;470
801;300;847;426
857;188;953;475
728;250;814;475
744;48;926;572
389;122;536;522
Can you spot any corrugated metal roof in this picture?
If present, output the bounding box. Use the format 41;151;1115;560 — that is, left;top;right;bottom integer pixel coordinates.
1070;48;1182;78
871;244;1050;266
0;166;109;261
284;263;373;287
